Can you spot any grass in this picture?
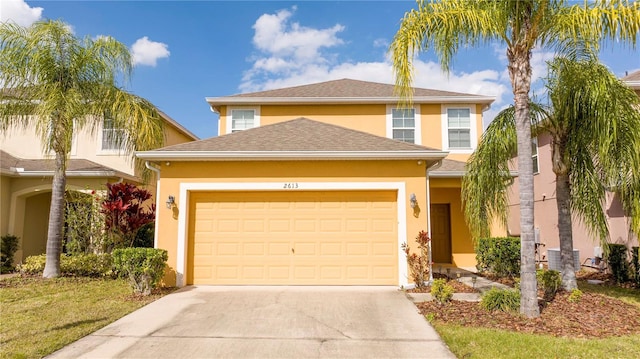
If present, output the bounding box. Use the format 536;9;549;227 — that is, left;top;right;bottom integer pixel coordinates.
432;282;640;359
436;324;640;359
0;276;171;359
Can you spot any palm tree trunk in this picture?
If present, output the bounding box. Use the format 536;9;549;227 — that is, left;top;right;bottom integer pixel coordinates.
42;151;66;278
556;173;577;289
552;139;577;290
508;46;540;318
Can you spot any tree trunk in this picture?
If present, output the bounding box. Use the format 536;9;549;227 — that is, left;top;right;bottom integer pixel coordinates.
508;45;539;317
42;150;66;278
552;138;577;290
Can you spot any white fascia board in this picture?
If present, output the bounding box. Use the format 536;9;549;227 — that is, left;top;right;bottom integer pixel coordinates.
428;171;466;178
7;170;138;181
624;80;640;89
205;96;495;106
136;150;449;161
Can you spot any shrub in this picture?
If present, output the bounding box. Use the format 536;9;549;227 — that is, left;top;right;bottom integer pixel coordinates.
632;247;639;286
537;269;561;301
19;254;47;274
1;234;20;273
430;278;454;304
102;182;155;251
402;230;431;288
112;248;168;295
133;222;155;248
19;253;112;277
62;253;112;277
480;287;520;313
607;244;630;283
567;289;583;303
475;237;521;277
64;190;105;255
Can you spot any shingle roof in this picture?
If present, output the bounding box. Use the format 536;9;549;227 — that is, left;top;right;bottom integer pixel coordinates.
0;150;136;180
430;159;467;177
206;78;495;106
622;70;640;82
623;70;640;89
137;118;448;161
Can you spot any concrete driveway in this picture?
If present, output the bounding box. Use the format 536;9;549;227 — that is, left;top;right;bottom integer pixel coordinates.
48;286;455;358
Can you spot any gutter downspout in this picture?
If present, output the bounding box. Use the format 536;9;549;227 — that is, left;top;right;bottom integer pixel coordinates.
426;160;442;283
145;161;161;248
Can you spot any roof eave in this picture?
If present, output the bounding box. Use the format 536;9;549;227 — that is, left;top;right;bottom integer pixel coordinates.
1;169;138;181
623;80;640;89
429;171;466;178
136;150;449;161
206;96;496;107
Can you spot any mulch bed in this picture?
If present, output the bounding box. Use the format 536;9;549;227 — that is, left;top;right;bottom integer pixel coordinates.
407;279;480;293
417;291;640;338
414;270;640;339
406;273;480;294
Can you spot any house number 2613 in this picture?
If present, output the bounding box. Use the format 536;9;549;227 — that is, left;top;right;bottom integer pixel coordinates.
283;183;299;189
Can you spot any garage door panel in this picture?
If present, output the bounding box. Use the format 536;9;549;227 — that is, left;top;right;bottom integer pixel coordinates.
188;190;397;285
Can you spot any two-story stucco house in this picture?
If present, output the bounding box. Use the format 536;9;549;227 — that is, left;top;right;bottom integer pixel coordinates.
0;112;198;262
137;79;497;287
506;71;640;267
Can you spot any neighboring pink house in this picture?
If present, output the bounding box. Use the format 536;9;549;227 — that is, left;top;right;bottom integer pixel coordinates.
507;70;640;266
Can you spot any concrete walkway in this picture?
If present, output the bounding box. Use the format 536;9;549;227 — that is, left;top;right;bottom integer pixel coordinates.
47;286;456;359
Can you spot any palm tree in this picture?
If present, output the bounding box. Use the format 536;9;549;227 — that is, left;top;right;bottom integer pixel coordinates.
390;0;640;317
0;20;165;278
463;57;640;291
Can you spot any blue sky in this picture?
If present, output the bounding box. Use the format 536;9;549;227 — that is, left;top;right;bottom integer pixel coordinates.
2;0;639;139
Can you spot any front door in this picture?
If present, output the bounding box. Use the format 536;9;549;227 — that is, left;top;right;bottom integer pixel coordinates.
430;204;452;264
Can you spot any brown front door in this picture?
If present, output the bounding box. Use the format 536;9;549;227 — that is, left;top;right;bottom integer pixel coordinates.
431;204;452;264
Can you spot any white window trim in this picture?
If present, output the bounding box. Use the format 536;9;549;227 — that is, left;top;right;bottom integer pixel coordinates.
386;105;421;145
226;106;261;134
97;117;127;155
441;104;478;154
174;181;409;288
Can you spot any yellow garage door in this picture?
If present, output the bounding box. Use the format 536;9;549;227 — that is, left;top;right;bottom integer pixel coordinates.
187;190;398;285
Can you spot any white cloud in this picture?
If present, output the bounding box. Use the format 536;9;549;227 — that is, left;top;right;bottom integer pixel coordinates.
130;37;170;67
0;0;43;27
242;9;513;128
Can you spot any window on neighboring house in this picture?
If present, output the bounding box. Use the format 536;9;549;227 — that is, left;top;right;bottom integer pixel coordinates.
532;137;539;174
101;114;125;151
447;108;471;149
231;109;255;132
392;108;415;143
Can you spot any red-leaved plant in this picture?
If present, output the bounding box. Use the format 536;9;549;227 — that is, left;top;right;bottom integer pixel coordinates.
402;230;431;288
101;182;155;250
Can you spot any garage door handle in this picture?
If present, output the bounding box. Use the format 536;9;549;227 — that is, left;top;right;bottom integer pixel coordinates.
291;248;295;254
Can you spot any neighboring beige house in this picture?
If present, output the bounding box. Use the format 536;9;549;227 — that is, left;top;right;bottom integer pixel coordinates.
0;112;198;263
507;70;640;266
137;78;499;287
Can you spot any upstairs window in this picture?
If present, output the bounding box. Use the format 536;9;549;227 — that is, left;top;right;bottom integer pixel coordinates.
231;109;256;133
391;108;416;143
446;108;471;149
532;137;539;174
101;114;125;151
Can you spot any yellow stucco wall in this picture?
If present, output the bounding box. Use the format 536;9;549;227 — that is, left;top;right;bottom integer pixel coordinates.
155;160;473;285
1;175;12;236
217;103;485;157
430;178;476;268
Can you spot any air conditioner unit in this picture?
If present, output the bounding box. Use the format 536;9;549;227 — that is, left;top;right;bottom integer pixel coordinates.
547;248;580;271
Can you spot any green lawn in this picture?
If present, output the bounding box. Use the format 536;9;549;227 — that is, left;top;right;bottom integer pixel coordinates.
0;276;170;359
434;282;640;359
